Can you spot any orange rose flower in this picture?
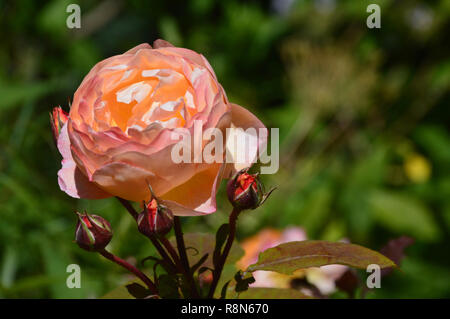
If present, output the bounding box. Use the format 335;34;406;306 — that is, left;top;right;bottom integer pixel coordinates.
53;40;266;216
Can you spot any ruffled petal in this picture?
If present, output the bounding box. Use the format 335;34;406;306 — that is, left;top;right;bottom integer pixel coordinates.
57;123;111;199
91;161;157;201
225;103;267;176
58;159;111;199
160;163;225;216
152;39;174;49
124;43;152;55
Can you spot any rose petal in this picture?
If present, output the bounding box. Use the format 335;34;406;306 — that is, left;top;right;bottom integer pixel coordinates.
125;43;152;55
162;47;218;81
281;227;308;242
57;123;111;199
153;39;175;49
160;163;224;216
58;159;111;199
91;161;157;201
225;103;267;176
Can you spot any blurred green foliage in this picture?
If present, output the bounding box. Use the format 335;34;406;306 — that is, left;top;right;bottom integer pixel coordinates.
0;0;449;298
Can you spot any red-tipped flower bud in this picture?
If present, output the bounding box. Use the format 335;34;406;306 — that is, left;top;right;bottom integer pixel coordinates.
50;106;68;144
137;199;174;237
75;212;112;251
227;169;275;210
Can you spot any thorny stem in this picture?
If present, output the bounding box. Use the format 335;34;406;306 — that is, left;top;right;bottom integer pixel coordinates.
208;207;241;298
173;216;200;298
99;248;158;295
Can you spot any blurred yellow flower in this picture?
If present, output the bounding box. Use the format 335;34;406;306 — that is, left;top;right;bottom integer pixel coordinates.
404;153;431;183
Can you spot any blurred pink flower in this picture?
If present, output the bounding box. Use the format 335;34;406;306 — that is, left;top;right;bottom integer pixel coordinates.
238;227;348;295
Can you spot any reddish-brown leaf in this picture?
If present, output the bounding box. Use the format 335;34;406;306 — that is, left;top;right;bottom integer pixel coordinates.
247;240;396;275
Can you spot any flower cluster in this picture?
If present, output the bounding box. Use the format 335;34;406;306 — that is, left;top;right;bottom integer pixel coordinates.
52;40;396;299
52;39;266;216
54;40;273;299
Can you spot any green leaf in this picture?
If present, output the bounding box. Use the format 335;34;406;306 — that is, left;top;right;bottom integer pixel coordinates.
247;240;395;275
125;283;152;299
158;274;181;299
0;80;56;111
369;190;440;241
220;280;231;299
415;125;450;166
234;271;255;293
237;288;311;299
216;264;240;298
38;239;82;298
1;247;17;288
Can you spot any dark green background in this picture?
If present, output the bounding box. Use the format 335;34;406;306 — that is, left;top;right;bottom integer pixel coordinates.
0;0;449;298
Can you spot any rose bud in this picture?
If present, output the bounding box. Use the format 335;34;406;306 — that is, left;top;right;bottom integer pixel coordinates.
49;106;68;144
198;270;213;289
137;198;174;237
227;169;275;210
75;212;112;252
